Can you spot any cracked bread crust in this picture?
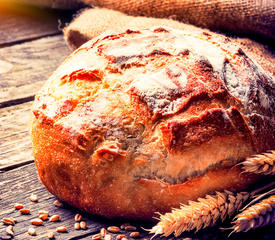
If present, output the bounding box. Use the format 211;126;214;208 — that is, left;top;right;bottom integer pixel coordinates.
31;27;275;220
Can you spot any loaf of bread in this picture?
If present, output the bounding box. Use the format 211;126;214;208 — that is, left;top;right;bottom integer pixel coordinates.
31;27;275;220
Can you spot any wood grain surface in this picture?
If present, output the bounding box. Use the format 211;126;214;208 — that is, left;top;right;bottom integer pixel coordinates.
0;163;153;240
0;164;108;240
0;164;274;240
0;0;71;169
0;102;33;170
0;35;71;107
0;2;274;240
0;2;73;47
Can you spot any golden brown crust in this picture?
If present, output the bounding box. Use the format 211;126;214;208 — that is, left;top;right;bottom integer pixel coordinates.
31;27;275;220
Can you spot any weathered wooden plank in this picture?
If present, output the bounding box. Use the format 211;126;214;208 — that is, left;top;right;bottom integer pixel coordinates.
0;163;149;240
0;35;71;105
0;102;33;170
0;2;74;47
0;164;274;239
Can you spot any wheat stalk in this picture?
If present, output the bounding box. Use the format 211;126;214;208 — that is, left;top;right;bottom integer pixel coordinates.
242;150;275;175
231;195;275;234
150;191;250;237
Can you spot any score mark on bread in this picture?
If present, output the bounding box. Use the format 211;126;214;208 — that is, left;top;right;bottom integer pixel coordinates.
31;27;275;220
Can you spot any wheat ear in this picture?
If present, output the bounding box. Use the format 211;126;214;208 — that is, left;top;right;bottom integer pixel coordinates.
242;150;275;175
150;191;250;237
231;195;275;233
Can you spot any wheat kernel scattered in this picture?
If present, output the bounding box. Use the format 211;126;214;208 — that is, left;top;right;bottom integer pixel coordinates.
80;221;87;229
0;235;12;240
38;210;49;215
6;226;14;236
129;232;140;238
104;234;112;240
19;208;30;215
28;227;36;236
56;226;67;233
74;213;82;222
54;200;63;207
100;228;107;237
30;193;38;202
1;218;15;226
14;203;23;210
74;222;80;230
47;231;55;239
92;233;102;240
6;226;13;231
107;226;120;233
125;225;136;231
39;213;49;221
116;234;126;240
31;218;43;226
49;215;60;222
120;223;130;229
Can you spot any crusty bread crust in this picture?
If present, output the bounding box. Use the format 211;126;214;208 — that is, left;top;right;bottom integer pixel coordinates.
31;27;274;220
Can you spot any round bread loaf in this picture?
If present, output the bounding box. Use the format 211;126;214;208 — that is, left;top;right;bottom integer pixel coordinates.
31;27;275;220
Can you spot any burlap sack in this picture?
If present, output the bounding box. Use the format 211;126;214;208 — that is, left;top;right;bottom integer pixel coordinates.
82;0;275;40
10;0;275;40
64;8;275;76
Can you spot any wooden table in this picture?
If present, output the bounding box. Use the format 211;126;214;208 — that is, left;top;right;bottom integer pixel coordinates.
0;2;274;239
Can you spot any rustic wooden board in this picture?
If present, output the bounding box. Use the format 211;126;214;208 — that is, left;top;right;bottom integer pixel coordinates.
0;163;152;240
0;164;274;240
0;35;71;106
0;2;74;47
0;102;33;170
0;4;274;239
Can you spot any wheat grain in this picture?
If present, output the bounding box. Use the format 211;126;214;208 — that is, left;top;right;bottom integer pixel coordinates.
47;231;55;239
107;226;120;233
49;214;60;222
125;225;137;231
130;232;140;238
120;223;130;229
54;199;64;207
30;218;43;226
6;226;14;236
74;222;80;230
1;218;15;225
56;226;67;233
30;193;38;202
19;208;30;215
150;191;250;237
242;150;275;175
116;234;126;240
100;227;107;237
104;234;112;240
39;213;49;221
74;213;82;222
80;221;87;229
92;233;102;240
28;227;36;236
14;203;23;210
231;195;275;233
